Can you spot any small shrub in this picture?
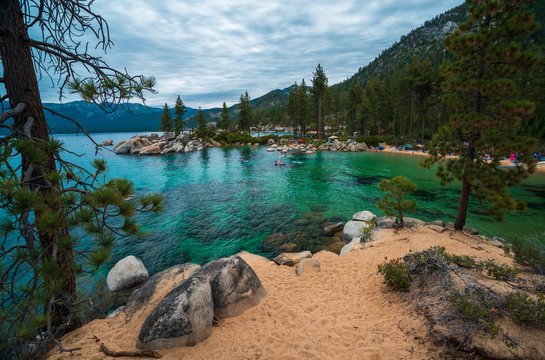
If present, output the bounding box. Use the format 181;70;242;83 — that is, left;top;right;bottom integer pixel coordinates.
482;260;519;281
511;236;545;275
507;291;545;325
377;258;412;292
452;289;491;320
377;176;417;228
405;246;448;273
446;253;478;268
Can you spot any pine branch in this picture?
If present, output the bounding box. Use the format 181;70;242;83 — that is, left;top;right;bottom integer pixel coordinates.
0;103;27;123
100;343;162;358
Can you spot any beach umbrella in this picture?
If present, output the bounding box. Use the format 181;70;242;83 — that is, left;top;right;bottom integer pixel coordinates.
406;144;413;148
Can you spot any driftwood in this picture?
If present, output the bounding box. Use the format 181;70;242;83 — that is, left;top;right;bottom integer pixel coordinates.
100;343;162;358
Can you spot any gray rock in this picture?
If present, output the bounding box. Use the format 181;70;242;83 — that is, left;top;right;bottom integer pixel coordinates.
376;216;397;229
340;237;363;256
352;210;377;222
160;132;176;141
427;220;444;227
274;251;312;266
137;276;214;349
324;222;344;235
101;139;114;146
267;138;275;145
463;226;479;235
427;224;445;233
445;222;455;231
295;258;320;276
124;263;201;322
196;255;267;319
107;306;125;319
342;220;374;242
403;217;426;227
106;255;149;292
115;141;133;154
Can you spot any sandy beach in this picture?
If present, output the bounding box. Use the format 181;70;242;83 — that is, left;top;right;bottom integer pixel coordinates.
47;226;523;360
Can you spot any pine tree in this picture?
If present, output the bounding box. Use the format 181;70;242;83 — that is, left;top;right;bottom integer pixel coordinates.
174;95;187;135
196;107;207;138
159;103;173;132
219;102;230;130
424;0;540;230
348;82;363;136
377;176;417;228
287;82;299;136
237;91;252;132
0;0;161;355
311;64;328;140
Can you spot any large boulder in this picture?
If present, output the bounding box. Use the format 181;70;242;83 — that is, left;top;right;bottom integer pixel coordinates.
106;255;149;292
352;210;377;222
177;133;191;144
114;141;133;154
123;263;201;323
340;237;363;256
140;144;162;155
274;251;312;266
137;276;214;349
196;255;267;319
342;220;374;242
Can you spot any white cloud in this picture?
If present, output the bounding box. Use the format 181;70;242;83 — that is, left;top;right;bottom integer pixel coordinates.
36;0;463;108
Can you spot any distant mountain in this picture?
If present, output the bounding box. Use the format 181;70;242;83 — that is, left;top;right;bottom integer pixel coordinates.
39;101;198;134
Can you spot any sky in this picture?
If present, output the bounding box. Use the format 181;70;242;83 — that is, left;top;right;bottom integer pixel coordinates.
35;0;463;109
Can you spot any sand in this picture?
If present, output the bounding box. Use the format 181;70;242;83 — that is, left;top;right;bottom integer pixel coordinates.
46;226;520;360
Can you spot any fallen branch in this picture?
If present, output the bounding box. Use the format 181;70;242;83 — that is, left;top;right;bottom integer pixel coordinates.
100;343;162;358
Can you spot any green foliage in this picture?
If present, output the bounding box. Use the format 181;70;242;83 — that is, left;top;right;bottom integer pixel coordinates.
196;107;209;138
507;291;545;325
377;176;417;227
511;236;545;274
377;258;412;292
159;103;173;132
173;95;187;136
482;260;520;281
219;102;231;130
452;289;492;320
423;0;541;229
238;91;252;132
445;253;478;269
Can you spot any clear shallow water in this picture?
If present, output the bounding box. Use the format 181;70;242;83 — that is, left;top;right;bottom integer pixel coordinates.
56;133;545;281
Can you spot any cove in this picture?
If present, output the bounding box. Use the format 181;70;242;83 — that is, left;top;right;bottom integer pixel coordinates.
57;133;545;281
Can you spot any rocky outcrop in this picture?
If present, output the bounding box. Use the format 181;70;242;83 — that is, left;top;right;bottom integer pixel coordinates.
324;222;344;235
340;237;363;256
342;220;374;242
352;211;377;222
137;276;214;349
274;251;312;266
106;255;149;292
137;255;266;350
115;132;218;155
295;258;320;276
376;216;397;229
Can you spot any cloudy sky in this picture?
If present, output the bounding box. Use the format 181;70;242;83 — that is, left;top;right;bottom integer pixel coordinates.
36;0;462;109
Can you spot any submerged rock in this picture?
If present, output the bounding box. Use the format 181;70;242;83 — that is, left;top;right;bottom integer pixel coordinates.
106;255;149;292
262;233;287;249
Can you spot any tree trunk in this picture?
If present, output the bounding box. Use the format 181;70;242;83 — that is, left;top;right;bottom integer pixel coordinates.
350;107;355;136
455;180;471;230
408;91;414;141
318;96;323;140
0;0;76;314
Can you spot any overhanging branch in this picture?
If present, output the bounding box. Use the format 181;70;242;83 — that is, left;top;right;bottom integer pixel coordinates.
0;103;27;123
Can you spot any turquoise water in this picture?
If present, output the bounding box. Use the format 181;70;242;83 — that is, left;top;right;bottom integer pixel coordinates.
57;133;545;279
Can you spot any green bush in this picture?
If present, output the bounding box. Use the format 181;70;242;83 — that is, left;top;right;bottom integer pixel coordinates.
377;258;412;292
446;253;478;268
507;291;545;325
511;236;545;275
452;289;492;320
482;260;519;281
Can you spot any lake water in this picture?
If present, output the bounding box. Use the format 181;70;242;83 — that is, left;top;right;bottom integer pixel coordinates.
57;132;545;281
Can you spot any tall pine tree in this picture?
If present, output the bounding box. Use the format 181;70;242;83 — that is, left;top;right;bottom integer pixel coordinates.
348;82;363;136
424;0;540;229
159;103;173;132
174;95;187;135
196;107;207;137
311;64;328;140
219;102;230;130
238;91;252;132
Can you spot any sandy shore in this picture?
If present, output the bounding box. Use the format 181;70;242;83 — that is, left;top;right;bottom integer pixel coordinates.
380;146;545;173
47;227;517;360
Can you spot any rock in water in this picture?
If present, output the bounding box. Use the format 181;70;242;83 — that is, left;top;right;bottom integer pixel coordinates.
196;255;267;319
274;251;312;266
101;139;113;146
106;255;149;292
342;220;373;242
137;276;214;349
352;210;377;222
295;258;320;276
324;222;344;235
139;144;161;155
